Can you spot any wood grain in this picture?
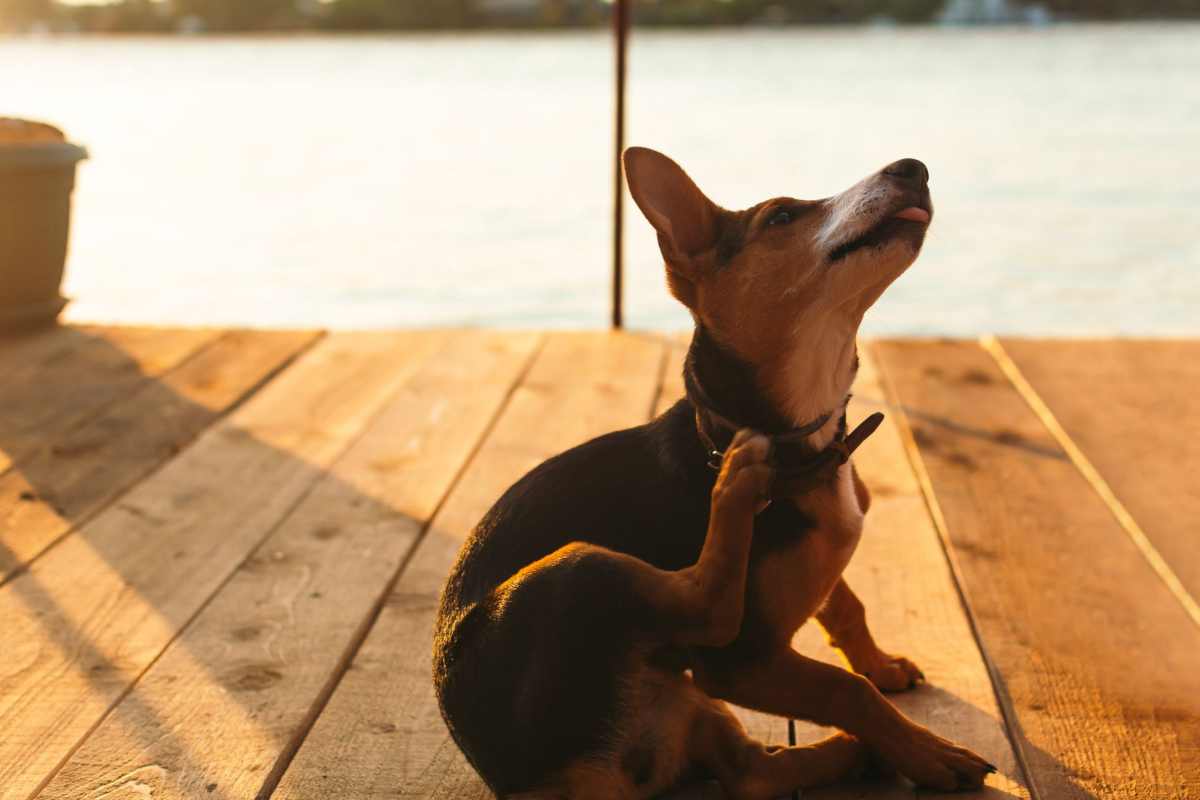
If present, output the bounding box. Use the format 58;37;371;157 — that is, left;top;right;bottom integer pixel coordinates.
35;330;541;800
0;332;444;800
998;338;1200;608
0;329;321;583
873;339;1200;800
0;325;219;473
271;331;665;800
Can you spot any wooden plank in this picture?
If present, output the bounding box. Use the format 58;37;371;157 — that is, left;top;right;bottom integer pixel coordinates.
0;331;447;800
36;330;542;800
0;325;137;373
790;347;1026;799
0;329;322;584
0;325;220;473
0;326;85;370
272;331;665;800
997;338;1200;609
873;339;1200;800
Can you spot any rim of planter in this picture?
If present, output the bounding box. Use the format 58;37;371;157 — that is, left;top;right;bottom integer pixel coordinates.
0;142;88;169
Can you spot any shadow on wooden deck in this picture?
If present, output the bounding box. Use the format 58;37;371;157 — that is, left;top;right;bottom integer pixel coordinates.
0;326;475;799
4;327;1196;799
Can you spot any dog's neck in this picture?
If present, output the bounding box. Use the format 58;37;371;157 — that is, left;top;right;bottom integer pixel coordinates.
683;324;857;451
764;314;862;448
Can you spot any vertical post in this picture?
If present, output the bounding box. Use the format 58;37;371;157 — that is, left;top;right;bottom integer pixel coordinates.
611;0;629;329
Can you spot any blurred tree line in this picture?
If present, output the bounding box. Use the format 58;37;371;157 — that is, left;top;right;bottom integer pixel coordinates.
1;0;1197;33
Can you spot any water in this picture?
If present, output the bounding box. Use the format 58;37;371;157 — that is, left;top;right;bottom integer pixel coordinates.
2;25;1198;334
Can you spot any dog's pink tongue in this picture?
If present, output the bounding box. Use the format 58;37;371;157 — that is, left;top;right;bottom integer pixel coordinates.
894;206;931;223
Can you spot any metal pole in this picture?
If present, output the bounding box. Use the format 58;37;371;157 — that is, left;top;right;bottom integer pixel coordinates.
611;0;629;329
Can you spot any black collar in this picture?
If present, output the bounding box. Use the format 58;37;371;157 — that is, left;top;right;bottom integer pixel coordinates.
686;370;885;499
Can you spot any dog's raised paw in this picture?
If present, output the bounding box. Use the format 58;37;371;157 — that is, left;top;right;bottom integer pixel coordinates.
712;429;773;515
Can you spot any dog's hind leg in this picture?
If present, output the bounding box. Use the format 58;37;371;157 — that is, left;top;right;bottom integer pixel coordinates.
513;428;771;649
456;431;771;797
555;674;865;800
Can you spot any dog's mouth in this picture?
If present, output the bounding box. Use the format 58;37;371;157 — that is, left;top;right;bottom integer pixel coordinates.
828;204;932;263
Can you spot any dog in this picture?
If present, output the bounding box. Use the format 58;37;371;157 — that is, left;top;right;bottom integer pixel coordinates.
433;147;995;799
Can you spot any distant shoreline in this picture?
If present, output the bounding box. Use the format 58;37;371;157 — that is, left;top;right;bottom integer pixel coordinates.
3;18;1199;39
5;0;1200;37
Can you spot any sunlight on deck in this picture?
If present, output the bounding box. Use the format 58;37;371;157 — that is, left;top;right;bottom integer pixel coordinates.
1;327;1197;799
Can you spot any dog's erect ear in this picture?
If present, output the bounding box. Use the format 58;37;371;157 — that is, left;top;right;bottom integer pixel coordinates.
624;147;720;265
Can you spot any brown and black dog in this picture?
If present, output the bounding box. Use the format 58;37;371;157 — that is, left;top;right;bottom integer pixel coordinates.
434;147;994;799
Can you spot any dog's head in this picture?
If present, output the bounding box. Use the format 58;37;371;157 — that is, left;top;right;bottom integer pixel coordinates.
624;146;932;422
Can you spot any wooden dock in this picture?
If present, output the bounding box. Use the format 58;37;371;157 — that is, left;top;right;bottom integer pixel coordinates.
0;326;1196;800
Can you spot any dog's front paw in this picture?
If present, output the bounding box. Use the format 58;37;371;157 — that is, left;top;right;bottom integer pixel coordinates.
881;724;995;791
861;652;925;693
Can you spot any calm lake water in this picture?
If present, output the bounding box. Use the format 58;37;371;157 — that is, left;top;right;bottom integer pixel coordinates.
2;25;1198;333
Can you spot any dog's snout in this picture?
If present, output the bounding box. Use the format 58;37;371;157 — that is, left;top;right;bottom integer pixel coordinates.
882;158;929;186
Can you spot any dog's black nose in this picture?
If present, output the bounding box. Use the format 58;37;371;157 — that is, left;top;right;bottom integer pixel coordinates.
882;158;929;185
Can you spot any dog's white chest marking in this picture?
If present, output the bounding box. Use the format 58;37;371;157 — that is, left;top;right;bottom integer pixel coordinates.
809;463;864;574
754;462;864;637
831;462;865;541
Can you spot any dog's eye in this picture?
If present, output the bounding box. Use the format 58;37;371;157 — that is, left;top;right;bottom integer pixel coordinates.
767;209;794;227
